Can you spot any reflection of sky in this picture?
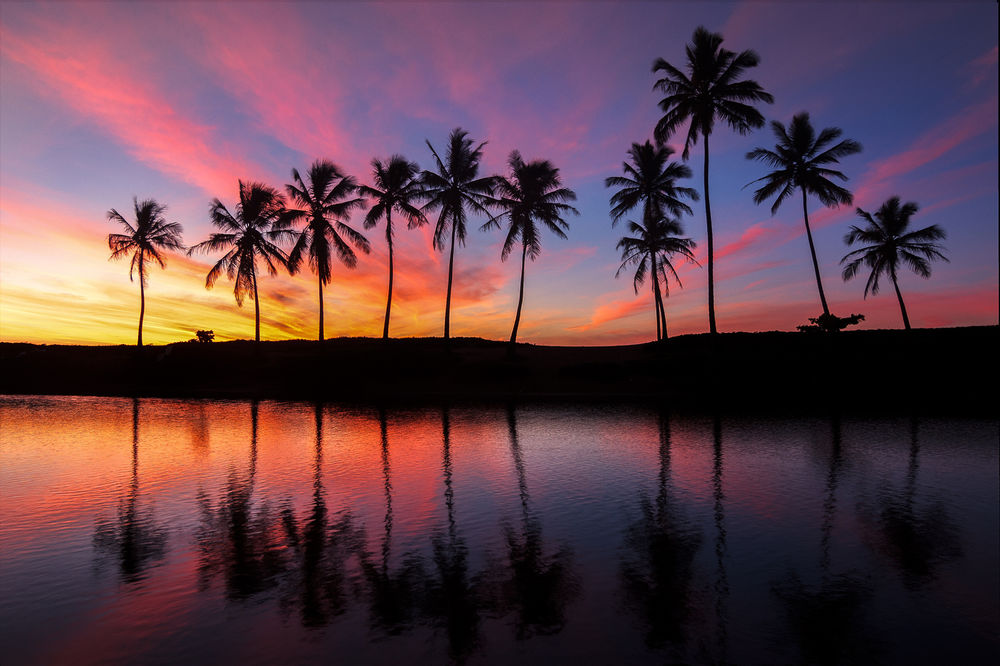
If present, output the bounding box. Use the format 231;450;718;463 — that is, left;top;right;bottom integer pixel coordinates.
0;1;996;344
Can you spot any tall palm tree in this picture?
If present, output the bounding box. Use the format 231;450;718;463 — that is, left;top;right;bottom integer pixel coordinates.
107;198;184;346
616;218;697;341
746;113;863;316
420;128;496;340
841;197;948;330
358;156;428;339
483;151;578;345
606;141;698;337
653;26;773;334
285;160;370;341
189;181;295;342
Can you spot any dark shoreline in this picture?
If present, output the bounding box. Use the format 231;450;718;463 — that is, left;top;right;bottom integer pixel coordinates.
1;326;996;413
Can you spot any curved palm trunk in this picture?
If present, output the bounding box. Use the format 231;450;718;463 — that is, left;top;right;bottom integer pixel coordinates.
252;267;261;343
138;268;145;347
800;187;830;316
509;241;528;345
703;134;717;335
444;220;457;340
890;270;911;330
318;276;325;342
383;210;394;340
650;252;667;341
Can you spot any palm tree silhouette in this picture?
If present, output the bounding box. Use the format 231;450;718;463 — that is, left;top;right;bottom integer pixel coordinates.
841;197;948;330
616;218;697;341
285;161;370;341
420;128;496;340
358;156;428;339
606;141;699;226
189;181;295;342
746;112;862;317
606;141;698;338
483;151;578;345
106;198;184;346
653;26;773;334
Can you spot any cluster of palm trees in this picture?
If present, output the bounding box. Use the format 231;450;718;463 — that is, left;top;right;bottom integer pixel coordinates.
108;26;950;346
108;129;577;345
607;26;948;338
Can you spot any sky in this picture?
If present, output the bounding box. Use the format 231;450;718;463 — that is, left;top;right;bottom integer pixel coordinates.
0;0;996;346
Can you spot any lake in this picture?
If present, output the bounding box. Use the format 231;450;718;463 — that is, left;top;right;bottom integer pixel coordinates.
0;396;996;664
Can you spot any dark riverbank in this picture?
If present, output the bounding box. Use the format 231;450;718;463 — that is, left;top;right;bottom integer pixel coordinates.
1;326;996;412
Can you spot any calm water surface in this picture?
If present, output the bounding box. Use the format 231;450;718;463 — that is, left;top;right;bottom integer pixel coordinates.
0;396;997;665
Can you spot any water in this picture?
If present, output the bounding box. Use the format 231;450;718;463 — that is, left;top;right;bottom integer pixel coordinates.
0;396;996;665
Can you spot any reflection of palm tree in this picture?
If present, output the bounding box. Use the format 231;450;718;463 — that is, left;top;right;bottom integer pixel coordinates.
652;26;773;334
746;113;862;317
360;407;422;635
196;401;287;600
711;416;729;662
861;417;961;588
497;405;577;639
424;406;481;661
94;398;167;582
620;412;701;649
106;198;184;346
281;402;358;627
772;417;875;665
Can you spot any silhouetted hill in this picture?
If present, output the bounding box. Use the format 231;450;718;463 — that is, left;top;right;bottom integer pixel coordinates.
1;327;995;412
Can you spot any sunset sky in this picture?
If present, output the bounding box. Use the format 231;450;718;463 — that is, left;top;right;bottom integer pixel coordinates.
1;1;996;345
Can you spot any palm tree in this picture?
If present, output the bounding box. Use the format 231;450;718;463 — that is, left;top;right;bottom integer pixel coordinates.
107;198;184;346
606;141;699;337
606;141;699;226
483;151;578;345
841;197;948;330
358;156;428;339
285;160;370;341
746;113;863;316
653;26;773;334
616;218;697;341
189;181;295;342
420;128;496;340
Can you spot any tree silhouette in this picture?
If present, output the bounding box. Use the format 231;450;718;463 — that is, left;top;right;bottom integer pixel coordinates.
189;181;295;342
358;156;428;339
420;128;496;340
606;141;698;338
616;218;697;340
746;112;862;317
483;151;578;345
841;197;948;330
653;26;773;334
106;198;184;346
285;160;370;341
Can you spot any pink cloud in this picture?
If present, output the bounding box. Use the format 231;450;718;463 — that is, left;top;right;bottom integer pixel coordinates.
0;25;267;196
